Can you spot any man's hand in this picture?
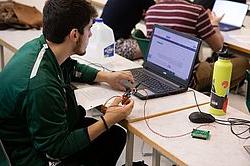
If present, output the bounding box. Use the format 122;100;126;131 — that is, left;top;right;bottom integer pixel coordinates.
95;71;134;91
103;96;134;127
87;96;134;141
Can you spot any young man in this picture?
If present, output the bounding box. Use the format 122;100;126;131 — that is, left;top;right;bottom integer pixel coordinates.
145;0;249;92
101;0;156;60
0;0;135;165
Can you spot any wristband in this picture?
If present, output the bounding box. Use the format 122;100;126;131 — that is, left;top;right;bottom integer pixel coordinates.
100;116;109;131
212;24;219;28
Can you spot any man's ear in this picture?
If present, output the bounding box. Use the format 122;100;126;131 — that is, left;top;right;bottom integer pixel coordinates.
69;28;79;42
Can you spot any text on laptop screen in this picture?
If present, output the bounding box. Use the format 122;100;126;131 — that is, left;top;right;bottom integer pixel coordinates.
147;27;198;81
212;0;248;27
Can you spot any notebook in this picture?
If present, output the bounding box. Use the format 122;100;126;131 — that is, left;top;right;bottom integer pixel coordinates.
212;0;248;31
130;25;201;100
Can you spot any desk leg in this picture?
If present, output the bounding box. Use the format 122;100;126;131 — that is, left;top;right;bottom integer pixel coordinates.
125;131;134;166
152;148;160;166
0;45;4;70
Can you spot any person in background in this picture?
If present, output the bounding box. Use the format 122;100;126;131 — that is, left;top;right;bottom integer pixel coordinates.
145;0;249;92
0;0;135;165
101;0;156;60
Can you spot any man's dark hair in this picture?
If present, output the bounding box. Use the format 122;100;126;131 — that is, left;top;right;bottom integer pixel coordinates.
43;0;97;43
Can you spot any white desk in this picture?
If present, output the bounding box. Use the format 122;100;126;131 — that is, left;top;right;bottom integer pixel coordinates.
222;16;250;54
0;29;42;69
127;104;250;166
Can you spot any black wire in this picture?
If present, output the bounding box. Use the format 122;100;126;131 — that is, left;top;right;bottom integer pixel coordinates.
103;95;121;107
74;57;113;72
187;90;203;113
215;118;250;139
85;60;113;72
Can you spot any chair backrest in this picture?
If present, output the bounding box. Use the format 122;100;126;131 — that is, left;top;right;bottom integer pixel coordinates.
131;29;150;61
0;140;11;166
246;70;250;112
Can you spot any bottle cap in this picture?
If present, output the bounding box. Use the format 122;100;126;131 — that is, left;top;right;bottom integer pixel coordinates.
217;46;231;58
94;18;103;23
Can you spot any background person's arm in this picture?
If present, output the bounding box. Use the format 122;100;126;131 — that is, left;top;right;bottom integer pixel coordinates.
205;10;224;52
204;27;224;52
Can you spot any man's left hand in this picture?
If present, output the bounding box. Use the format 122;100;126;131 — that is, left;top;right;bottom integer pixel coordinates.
95;71;134;91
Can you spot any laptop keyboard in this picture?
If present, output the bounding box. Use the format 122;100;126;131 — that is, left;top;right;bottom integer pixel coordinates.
219;23;239;31
131;69;174;93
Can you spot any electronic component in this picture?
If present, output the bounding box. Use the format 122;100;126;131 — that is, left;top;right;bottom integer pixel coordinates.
121;82;141;104
191;129;210;140
122;89;132;104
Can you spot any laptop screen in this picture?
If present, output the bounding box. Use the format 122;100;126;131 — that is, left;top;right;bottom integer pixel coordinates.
212;0;248;27
146;25;200;82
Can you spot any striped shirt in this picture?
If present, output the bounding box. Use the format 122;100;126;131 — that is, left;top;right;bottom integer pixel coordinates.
145;0;215;40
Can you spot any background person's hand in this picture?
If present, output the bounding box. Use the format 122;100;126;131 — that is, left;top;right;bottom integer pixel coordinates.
104;96;134;127
207;9;224;26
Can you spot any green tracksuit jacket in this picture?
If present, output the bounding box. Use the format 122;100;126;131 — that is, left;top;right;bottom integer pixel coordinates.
0;35;99;165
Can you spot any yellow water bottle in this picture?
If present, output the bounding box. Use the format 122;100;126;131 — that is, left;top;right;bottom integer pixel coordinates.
209;48;232;116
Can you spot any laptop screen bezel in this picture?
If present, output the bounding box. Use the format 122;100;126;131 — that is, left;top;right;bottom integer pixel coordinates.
143;24;201;88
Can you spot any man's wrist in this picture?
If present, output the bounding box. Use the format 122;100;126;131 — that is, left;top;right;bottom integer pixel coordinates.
100;116;109;131
95;71;108;82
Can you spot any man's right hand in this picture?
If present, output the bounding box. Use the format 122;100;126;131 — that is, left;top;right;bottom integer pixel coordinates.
103;96;134;128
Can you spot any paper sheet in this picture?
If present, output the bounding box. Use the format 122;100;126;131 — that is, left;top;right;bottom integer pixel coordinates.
74;84;123;110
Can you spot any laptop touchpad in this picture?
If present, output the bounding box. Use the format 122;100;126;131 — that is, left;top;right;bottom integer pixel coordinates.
136;89;155;97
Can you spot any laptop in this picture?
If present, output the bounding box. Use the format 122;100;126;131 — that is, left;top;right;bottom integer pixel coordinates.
129;25;201;100
212;0;248;31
